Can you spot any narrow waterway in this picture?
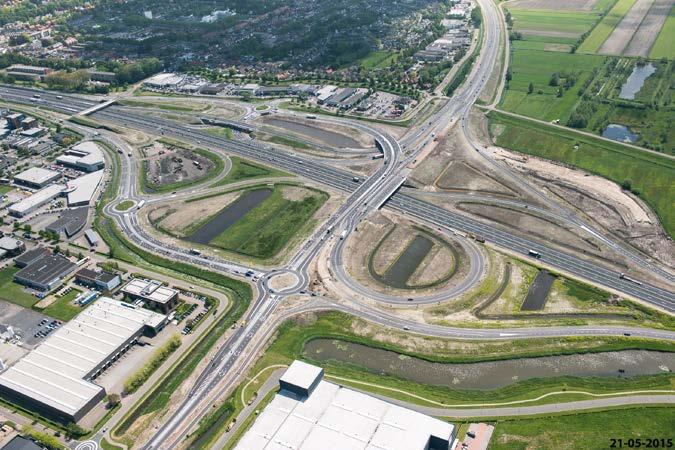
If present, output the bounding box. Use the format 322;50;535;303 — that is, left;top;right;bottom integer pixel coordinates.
305;339;673;390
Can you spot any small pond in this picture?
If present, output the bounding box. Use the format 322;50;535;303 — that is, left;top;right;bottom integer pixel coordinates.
603;124;638;143
619;63;656;100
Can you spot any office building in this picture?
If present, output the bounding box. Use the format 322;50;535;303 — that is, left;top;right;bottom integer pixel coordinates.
122;278;179;313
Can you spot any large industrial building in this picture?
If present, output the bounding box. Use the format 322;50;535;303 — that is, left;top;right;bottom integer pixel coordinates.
8;184;64;217
13;252;76;291
65;170;103;206
122;278;179;313
56;141;105;172
0;297;167;423
12;167;61;189
235;360;456;450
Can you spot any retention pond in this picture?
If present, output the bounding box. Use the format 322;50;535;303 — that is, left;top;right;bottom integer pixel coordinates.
619;63;656;100
187;188;272;244
304;339;674;390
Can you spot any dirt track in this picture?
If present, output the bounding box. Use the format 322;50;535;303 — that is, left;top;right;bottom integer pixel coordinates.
599;0;654;55
624;0;674;56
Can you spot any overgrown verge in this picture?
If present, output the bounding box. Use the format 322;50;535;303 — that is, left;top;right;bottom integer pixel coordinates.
124;335;182;394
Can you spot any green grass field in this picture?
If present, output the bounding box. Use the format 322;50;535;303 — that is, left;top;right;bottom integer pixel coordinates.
0;185;13;195
489;111;675;237
0;266;39;308
510;9;599;37
577;0;637;53
212;156;289;187
115;200;135;211
209;187;327;258
500;50;604;121
649;5;675;59
356;51;398;69
40;288;82;321
489;407;674;449
264;135;312;150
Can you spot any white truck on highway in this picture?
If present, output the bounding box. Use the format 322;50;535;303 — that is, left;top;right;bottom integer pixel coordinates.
528;249;541;258
339;230;348;240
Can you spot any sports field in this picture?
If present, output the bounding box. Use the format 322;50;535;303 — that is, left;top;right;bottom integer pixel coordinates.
577;0;638;52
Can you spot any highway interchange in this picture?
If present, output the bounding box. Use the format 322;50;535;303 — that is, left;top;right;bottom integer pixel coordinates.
1;0;674;446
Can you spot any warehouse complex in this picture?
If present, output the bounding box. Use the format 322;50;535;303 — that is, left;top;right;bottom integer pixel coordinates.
0;297;167;423
56;141;105;172
235;361;456;450
8;184;64;217
12;167;60;189
13;252;76;291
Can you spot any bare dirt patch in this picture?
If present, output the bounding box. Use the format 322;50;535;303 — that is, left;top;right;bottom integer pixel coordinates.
408;244;456;286
599;0;654;55
509;0;597;11
436;161;517;196
268;273;298;291
143;142;215;188
371;225;414;275
624;0;674;56
280;185;314;202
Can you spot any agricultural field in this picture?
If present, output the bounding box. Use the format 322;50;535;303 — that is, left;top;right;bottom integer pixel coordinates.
577;0;674;57
488;111;675;237
509;9;600;40
649;4;675;58
500;50;604;121
578;0;637;52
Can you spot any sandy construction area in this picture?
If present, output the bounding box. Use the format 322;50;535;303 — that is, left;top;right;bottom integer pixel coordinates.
624;0;674;56
509;0;597;10
599;0;654;55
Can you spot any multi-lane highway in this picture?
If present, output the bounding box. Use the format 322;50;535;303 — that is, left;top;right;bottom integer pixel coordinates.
1;0;674;445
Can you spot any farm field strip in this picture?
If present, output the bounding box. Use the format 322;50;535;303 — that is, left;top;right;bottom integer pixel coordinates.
625;0;675;56
649;4;675;58
510;9;600;37
578;0;639;52
598;0;654;55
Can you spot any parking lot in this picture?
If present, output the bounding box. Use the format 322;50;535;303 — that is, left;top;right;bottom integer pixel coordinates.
0;299;52;347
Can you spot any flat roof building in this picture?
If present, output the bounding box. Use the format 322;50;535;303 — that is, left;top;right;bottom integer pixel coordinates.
122;278;179;313
14;247;49;268
56;141;105;172
0;236;25;257
13;252;76;291
45;207;89;237
75;268;121;291
8;184;64;217
13;167;60;189
0;297;167;423
235;361;456;450
65;170;103;206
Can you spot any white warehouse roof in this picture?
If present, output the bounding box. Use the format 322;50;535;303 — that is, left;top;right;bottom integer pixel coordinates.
8;184;64;216
56;141;105;169
13;167;60;186
122;278;178;304
66;170;103;206
0;297;166;419
235;361;455;450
